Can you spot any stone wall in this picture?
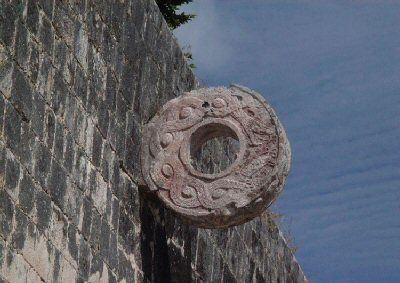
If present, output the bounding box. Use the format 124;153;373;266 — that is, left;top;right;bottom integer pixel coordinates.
0;0;306;282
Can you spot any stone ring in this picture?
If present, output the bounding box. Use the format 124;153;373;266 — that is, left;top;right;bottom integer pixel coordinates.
141;85;291;228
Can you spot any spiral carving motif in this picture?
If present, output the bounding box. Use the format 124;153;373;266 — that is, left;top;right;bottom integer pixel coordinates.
141;85;291;228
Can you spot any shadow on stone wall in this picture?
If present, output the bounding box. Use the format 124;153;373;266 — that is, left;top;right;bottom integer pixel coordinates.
140;190;172;283
140;188;201;283
139;186;306;282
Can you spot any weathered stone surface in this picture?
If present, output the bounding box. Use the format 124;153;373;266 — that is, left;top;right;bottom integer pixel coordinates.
0;0;306;282
142;85;291;228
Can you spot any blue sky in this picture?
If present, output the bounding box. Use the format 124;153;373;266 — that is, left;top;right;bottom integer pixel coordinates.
174;1;400;282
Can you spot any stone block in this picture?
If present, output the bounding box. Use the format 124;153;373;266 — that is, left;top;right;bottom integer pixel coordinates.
117;208;131;249
108;269;118;283
67;224;79;264
132;0;145;36
64;181;83;227
38;0;54;20
120;62;136;106
144;20;157;54
48;160;67;210
17;122;35;173
36;55;53;99
117;249;127;281
4;150;20;200
107;113;118;153
97;99;109;138
222;264;236;283
78;237;91;281
35;189;52;232
0;189;15;240
80;197;92;240
89;170;108;215
39;15;54;56
122;16;138;59
87;7;104;49
110;0;124;40
70;0;86;20
0;95;4;136
115;121;126;159
33;142;51;189
211;252;224;283
51;70;68;116
18;171;35;214
92;127;103;167
108;231;118;270
0;141;4;176
126;265;136;283
64;94;77;133
88;252;106;282
110;160;121;198
92;47;106;91
121;180;138;221
101;143;112;182
14;20;31;71
31;92;45;140
27;230;54;281
99;218;110;259
73;65;88;106
1;249;30;283
48;206;68;252
110;196;119;232
44;107;55;150
195;234;214;282
53;2;75;47
73;147;87;190
73;105;87;147
100;28;114;67
0;5;17;49
28;44;40;84
124;115;140;178
12;209;28;251
4;102;22;154
90;208;101;251
63;132;75;173
53;120;64;159
168;243;191;283
59;256;78;282
0;45;13;100
105;186;112;223
26;0;39;36
105;68;117;110
53;39;67;73
85;118;94;157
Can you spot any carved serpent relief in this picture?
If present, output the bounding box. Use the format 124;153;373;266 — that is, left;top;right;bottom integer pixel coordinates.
141;85;291;228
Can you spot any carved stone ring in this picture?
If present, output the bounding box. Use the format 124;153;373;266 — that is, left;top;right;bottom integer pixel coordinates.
141;85;291;228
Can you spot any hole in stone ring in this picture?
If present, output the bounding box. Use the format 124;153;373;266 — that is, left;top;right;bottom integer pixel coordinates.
202;101;210;108
190;123;240;174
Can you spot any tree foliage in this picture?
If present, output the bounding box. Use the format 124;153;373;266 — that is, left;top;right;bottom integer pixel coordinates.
156;0;195;30
156;1;196;68
182;45;195;69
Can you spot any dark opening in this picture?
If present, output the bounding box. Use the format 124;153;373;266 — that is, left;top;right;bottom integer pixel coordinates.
190;123;240;174
202;101;210;108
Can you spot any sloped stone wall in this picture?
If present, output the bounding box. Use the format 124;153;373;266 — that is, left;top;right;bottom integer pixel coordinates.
0;0;306;282
141;195;307;283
